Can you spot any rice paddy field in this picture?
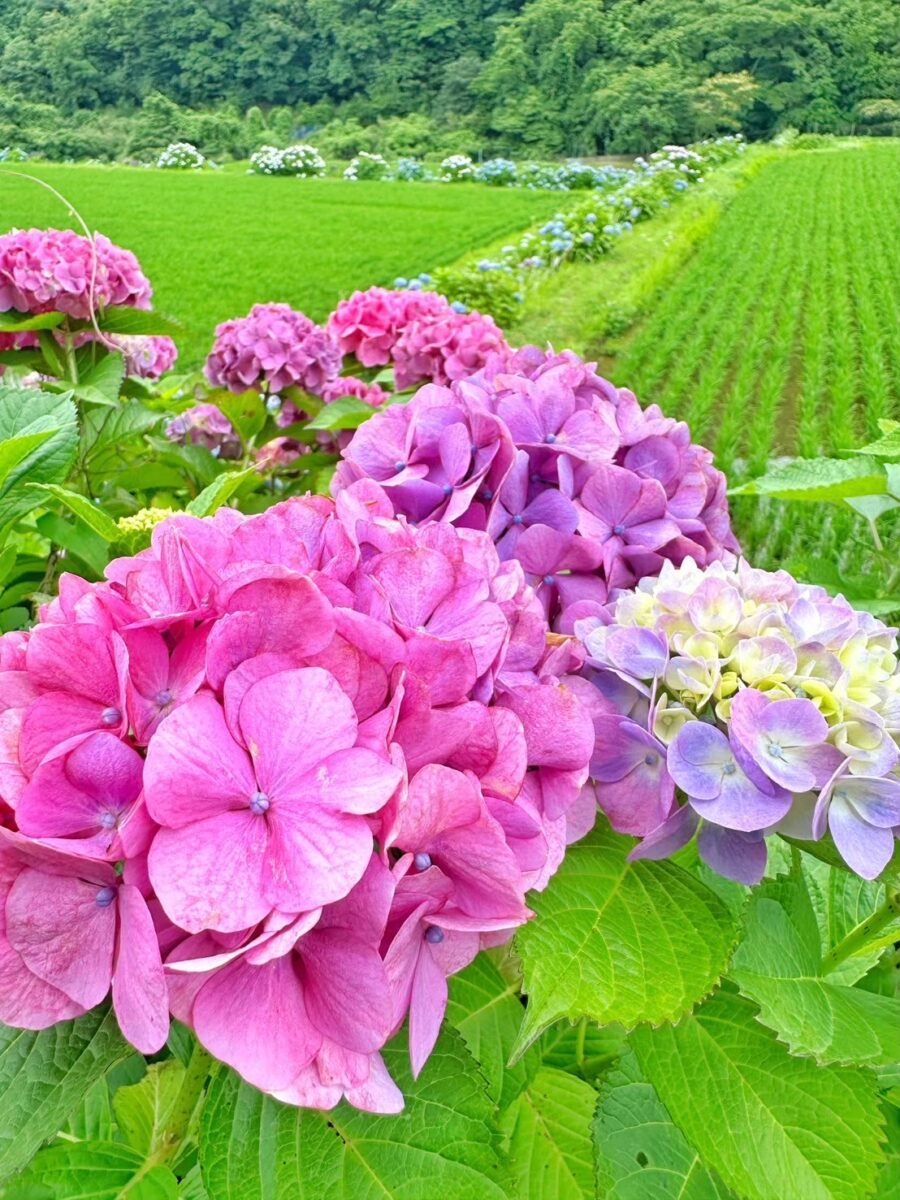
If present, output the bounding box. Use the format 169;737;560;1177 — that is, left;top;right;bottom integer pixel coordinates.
0;164;561;364
600;140;900;584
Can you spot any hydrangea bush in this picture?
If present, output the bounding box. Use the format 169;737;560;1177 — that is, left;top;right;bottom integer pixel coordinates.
344;152;391;181
248;144;326;177
156;142;206;170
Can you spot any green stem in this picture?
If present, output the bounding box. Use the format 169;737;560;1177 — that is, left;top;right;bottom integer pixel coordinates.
574;1018;587;1070
822;887;900;972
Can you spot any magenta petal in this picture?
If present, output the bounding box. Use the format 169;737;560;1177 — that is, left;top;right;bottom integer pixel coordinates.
344;1052;404;1114
6;870;115;1009
409;945;447;1078
0;934;84;1028
144;693;255;828
265;802;373;912
113;884;168;1053
302;747;402;815
238;668;357;795
193;956;320;1091
300;930;392;1053
667;723;733;801
149;809;271;933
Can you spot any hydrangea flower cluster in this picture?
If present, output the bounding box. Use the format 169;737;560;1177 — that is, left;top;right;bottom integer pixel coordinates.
327;287;510;390
156;142;206;170
248;144;326;178
394;157;429;182
205;303;341;396
334;346;738;628
344;152;391;182
0;487;595;1111
576;558;900;883
0;228;152;319
113;335;178;380
164;403;241;458
440;155;476;182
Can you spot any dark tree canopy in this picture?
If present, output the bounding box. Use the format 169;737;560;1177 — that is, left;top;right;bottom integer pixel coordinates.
0;0;897;155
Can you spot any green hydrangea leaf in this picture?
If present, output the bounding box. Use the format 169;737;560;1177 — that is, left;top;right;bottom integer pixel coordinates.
198;1029;507;1200
500;1066;597;1200
445;954;540;1108
2;1140;178;1199
594;1049;735;1199
0;1009;129;1183
729;873;900;1067
512;824;737;1055
631;990;885;1200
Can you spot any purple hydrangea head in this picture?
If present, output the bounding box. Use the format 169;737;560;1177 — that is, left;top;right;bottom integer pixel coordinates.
0;228;152;318
205;302;341;396
165;403;241;459
335;346;738;627
113;335;178;380
393;309;511;390
576;557;900;883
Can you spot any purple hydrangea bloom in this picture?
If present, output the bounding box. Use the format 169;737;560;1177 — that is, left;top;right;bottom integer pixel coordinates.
335;345;739;628
205;303;341;396
575;558;900;884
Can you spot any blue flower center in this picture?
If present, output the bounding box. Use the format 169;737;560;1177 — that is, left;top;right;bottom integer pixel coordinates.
767;743;785;759
644;753;657;767
156;689;173;707
442;484;453;496
393;460;406;472
95;886;116;908
99;812;117;830
414;851;432;871
542;574;555;586
424;925;444;944
545;433;557;444
249;791;270;815
100;706;121;727
613;524;626;535
722;762;736;776
512;514;524;525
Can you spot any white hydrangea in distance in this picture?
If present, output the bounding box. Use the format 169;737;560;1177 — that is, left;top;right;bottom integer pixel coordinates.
156;142;206;170
249;144;325;178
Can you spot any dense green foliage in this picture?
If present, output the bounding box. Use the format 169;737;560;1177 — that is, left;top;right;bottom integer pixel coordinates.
0;165;559;364
607;141;900;605
0;0;898;157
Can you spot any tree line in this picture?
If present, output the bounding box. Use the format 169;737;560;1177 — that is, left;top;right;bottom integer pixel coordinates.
1;0;898;159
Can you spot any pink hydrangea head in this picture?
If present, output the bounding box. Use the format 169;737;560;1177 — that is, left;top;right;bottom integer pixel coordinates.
576;557;900;884
165;404;241;459
253;437;305;471
393;310;511;390
321;374;389;407
335;348;738;627
0;228;152;318
113;335;178;379
327;287;449;368
205;302;341;396
0;485;596;1108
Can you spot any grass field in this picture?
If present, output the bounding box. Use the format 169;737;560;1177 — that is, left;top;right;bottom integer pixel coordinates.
587;141;900;584
0;164;561;364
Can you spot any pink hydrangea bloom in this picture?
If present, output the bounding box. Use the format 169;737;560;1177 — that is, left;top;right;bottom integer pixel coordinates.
205;302;341;396
327;287;449;368
0;486;596;1111
321;374;389;407
576;557;900;884
113;335;178;379
327;286;510;389
336;345;739;626
0;228;152;318
165;404;241;459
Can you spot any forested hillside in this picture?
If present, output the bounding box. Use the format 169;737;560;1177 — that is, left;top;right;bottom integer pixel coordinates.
1;0;898;156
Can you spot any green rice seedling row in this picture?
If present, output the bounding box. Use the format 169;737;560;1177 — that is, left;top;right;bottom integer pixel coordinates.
610;142;900;574
0;164;562;365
